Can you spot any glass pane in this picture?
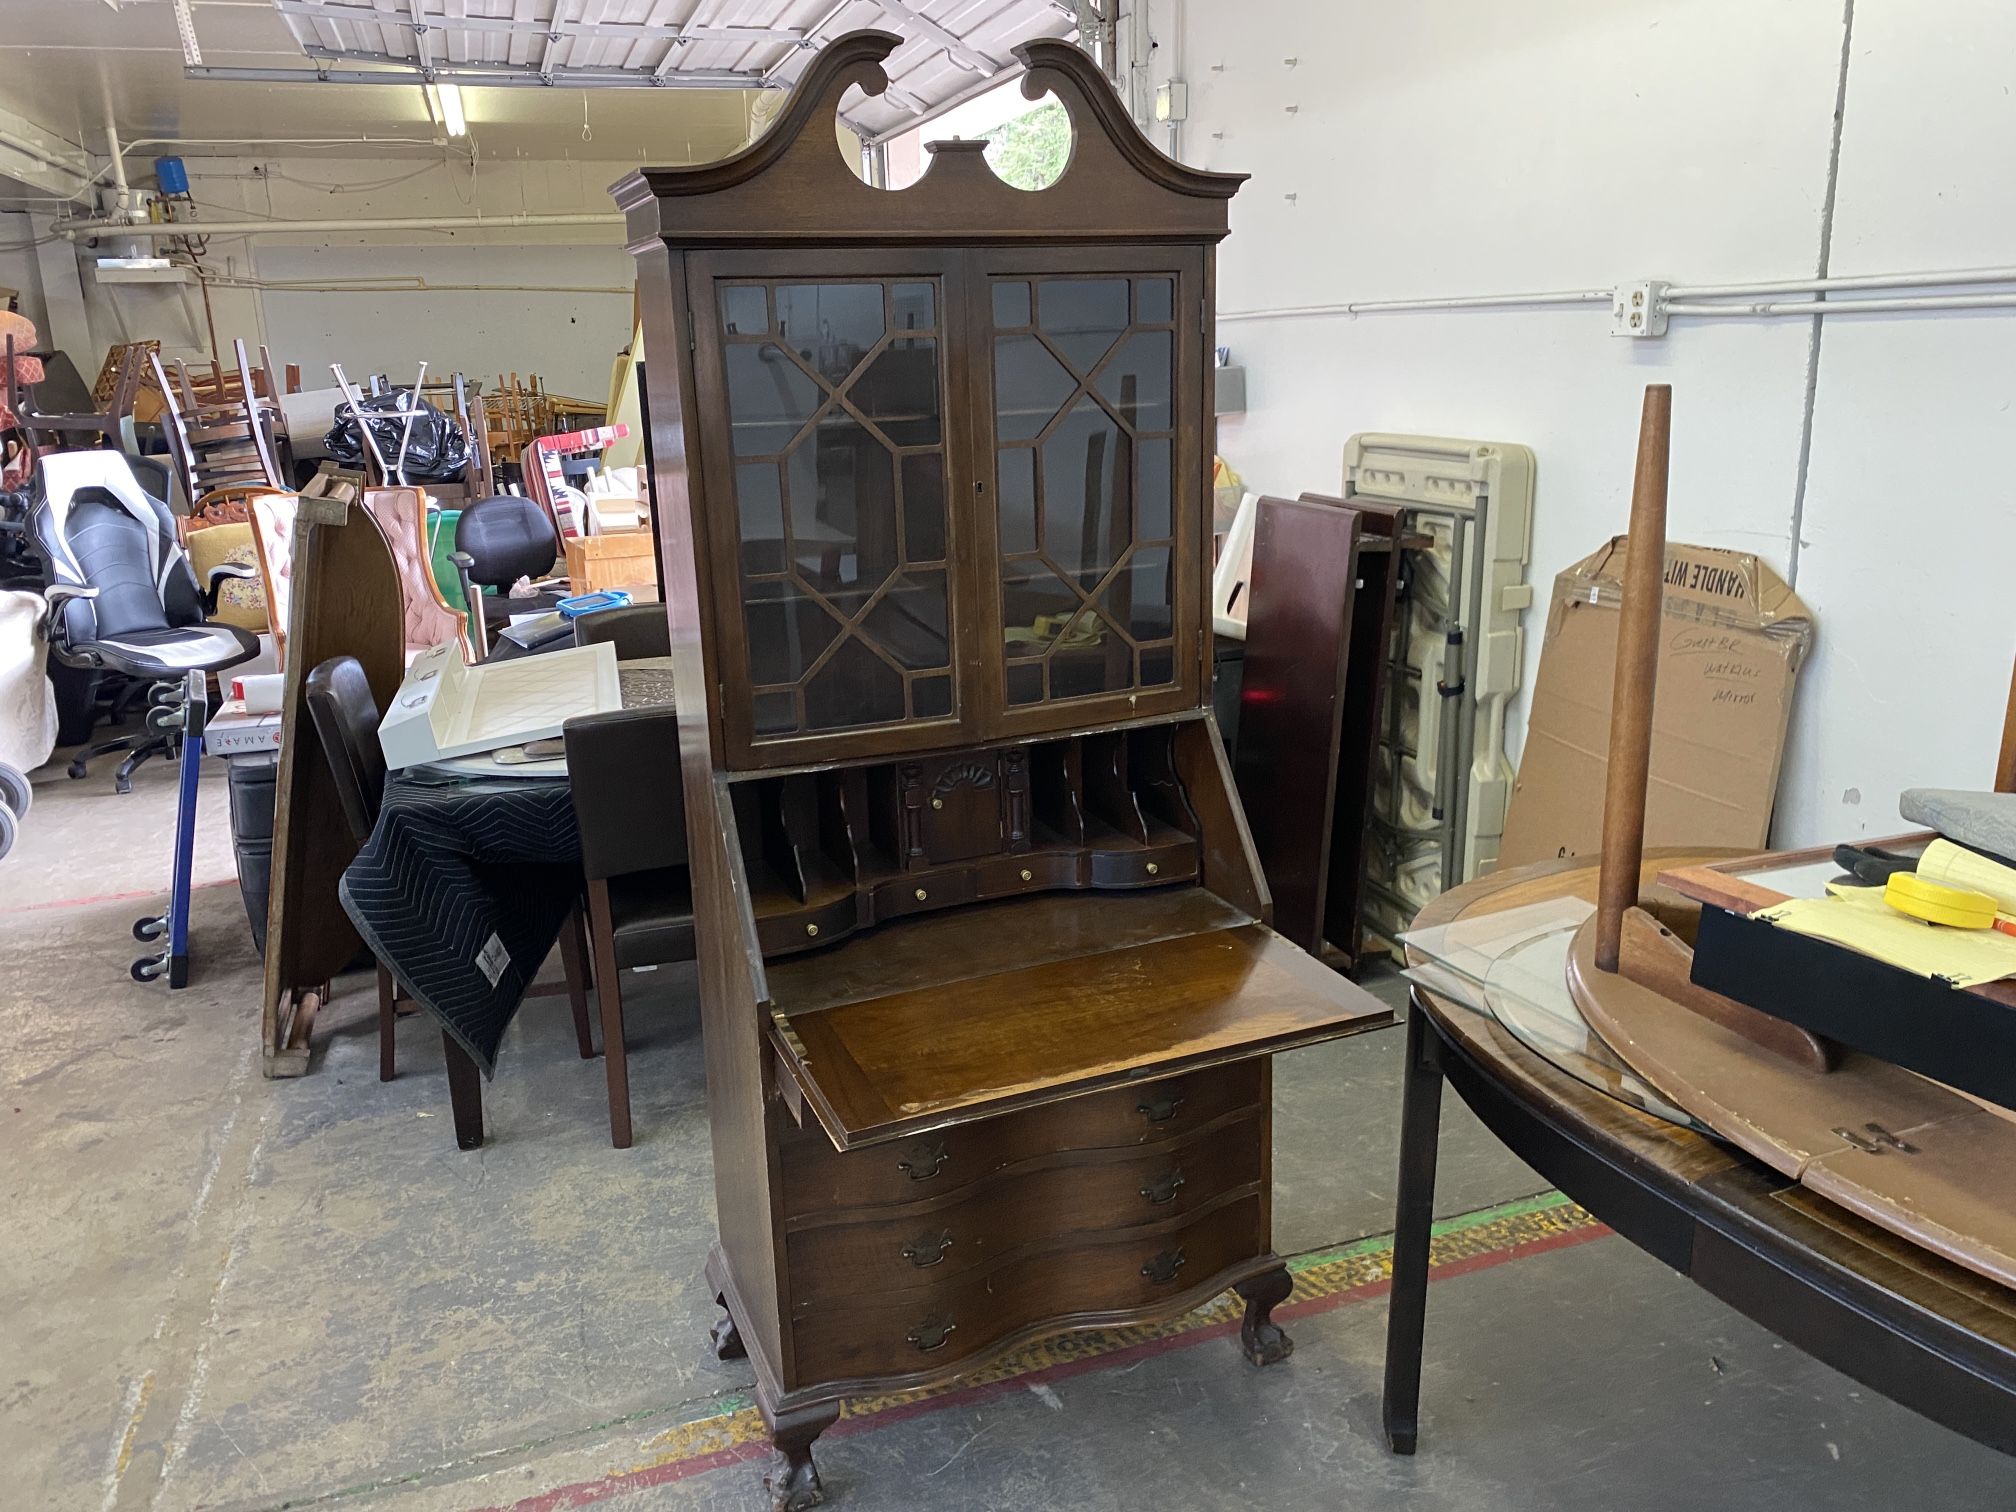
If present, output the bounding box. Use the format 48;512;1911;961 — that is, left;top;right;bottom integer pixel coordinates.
785;411;898;596
891;281;935;331
913;674;952;719
1136;437;1171;542
861;571;950;669
1000;557;1081;660
720;284;767;334
744;581;841;689
804;636;905;730
848;338;941;447
901;453;947;563
1104;544;1173;643
1139;644;1175;687
1041;398;1130;580
1048;607;1131;699
775;283;884;385
724;343;822;457
1038;278;1129;374
753;689;797;735
1093;330;1173;432
1006;662;1044;706
998;447;1036;555
1135;277;1173;324
735;461;785;573
992;280;1031;328
993;334;1076;442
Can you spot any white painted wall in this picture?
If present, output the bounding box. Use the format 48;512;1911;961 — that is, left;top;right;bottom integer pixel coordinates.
1157;0;2016;846
66;152;665;402
0;213;50;336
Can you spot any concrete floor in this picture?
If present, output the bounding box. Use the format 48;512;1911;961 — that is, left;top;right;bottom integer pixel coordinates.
6;737;2016;1511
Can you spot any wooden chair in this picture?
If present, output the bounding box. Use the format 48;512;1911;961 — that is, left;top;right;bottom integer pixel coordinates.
304;653;596;1120
305;655;596;1094
247;492;299;669
11;338;148;456
151;341;287;506
562;606;693;1149
361;487;471;660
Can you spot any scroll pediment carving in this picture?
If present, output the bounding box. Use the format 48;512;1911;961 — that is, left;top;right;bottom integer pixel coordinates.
613;30;1247;248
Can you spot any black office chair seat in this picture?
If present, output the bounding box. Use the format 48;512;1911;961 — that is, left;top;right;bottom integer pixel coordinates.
605;867;696;969
71;621;258;680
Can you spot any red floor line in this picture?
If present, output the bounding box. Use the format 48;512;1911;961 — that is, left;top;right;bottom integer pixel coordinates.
468;1219;1613;1512
0;877;237;915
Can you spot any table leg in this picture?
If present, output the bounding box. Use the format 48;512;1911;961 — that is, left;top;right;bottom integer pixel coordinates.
1382;999;1445;1455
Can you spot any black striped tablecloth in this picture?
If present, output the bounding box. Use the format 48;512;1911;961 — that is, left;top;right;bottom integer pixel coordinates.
338;775;581;1075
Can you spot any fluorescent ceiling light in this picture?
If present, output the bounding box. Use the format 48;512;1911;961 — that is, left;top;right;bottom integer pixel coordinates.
431;82;467;138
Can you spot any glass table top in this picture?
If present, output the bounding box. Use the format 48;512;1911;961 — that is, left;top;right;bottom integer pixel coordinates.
1402;898;1705;1133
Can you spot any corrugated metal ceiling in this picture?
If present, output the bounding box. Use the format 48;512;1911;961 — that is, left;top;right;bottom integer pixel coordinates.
268;0;1078;140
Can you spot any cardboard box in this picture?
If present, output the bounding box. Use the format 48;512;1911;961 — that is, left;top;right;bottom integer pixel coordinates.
564;528;656;595
1497;536;1814;868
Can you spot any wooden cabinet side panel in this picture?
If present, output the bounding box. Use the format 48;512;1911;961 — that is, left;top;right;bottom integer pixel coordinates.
1170;714;1268;921
638;243;787;1369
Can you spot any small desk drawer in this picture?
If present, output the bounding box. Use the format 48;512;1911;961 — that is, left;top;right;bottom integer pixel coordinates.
788;1193;1266;1385
780;1061;1263;1213
787;1115;1263;1305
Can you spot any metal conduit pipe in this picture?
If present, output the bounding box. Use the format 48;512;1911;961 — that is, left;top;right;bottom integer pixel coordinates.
1665;265;2016;299
55;211;624;239
1663;293;2016;318
1219;289;1609;323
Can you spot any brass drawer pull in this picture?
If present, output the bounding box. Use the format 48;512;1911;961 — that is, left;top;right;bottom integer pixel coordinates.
1141;1247;1187;1285
907;1316;958;1353
1137;1091;1185;1125
902;1229;954;1268
1140;1169;1185;1206
897;1138;948;1181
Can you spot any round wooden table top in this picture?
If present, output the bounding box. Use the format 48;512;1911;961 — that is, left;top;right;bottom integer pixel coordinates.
1406;851;2016;1456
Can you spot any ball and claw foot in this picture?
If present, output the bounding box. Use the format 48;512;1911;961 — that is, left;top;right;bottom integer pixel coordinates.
764;1403;838;1512
710;1295;746;1361
1235;1268;1296;1367
766;1448;825;1512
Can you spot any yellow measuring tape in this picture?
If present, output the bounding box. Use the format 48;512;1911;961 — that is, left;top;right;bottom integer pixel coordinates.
1884;872;1999;930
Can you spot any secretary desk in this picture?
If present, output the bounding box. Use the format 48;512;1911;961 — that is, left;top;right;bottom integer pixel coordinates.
615;31;1392;1510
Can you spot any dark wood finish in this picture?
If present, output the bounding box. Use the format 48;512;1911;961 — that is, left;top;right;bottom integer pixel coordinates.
773;922;1387;1148
627;32;1387;1504
587;879;633;1150
556;903;596;1061
376;964;397;1082
443;1032;484;1151
1235;1264;1295;1367
1389;852;2016;1459
1233;493;1400;965
1595;384;1672;971
613;35;1244;250
260;498;405;1077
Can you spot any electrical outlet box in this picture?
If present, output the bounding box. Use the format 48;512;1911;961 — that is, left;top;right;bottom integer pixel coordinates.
1154;80;1189;123
1610;280;1669;338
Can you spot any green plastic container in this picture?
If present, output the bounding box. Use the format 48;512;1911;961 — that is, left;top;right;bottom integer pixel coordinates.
427;507;466;612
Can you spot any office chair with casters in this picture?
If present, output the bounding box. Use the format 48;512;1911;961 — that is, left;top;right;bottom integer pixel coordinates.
28;451;259;793
305;654;596;1130
563;701;694;1148
448;494;566;651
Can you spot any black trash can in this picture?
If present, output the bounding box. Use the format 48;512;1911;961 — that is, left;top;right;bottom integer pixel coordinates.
226;752;278;955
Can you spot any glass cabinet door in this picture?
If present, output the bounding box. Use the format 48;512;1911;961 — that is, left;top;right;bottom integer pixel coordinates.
980;258;1197;724
698;263;960;753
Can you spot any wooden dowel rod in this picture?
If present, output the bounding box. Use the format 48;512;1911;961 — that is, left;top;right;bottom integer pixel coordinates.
1996;652;2016;794
1594;384;1673;973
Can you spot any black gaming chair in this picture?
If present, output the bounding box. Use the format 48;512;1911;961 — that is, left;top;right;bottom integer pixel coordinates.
28;451;260;790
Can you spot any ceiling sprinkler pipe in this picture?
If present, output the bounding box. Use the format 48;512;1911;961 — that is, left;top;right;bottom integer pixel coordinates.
56;210;625;239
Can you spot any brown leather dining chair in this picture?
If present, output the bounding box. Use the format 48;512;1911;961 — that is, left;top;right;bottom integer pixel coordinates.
563;691;693;1150
304;655;597;1133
